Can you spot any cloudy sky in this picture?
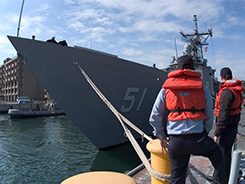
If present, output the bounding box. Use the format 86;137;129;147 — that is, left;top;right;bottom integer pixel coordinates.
0;0;244;80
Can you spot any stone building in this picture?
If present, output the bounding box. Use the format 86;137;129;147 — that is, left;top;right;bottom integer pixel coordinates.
0;57;45;102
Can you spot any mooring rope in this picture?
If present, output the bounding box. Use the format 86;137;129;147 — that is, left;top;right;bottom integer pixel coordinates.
75;62;170;181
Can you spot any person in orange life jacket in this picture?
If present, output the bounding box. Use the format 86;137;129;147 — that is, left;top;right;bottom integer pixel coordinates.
149;55;225;184
213;67;244;183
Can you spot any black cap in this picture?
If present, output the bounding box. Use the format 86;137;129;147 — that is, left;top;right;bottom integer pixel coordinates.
220;67;232;79
177;55;194;70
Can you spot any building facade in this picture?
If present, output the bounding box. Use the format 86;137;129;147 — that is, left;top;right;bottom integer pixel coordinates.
0;57;45;102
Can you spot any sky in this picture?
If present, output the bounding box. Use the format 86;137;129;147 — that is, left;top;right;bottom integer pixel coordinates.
0;0;245;80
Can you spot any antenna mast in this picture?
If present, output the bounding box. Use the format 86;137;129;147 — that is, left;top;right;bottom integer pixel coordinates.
180;15;213;62
17;0;25;37
174;37;178;59
193;15;198;34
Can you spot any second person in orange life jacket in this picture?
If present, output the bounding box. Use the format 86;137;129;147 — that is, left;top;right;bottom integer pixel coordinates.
149;55;225;184
213;67;244;183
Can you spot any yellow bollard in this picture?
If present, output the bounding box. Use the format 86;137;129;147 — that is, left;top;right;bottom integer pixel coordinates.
61;171;136;184
146;139;171;184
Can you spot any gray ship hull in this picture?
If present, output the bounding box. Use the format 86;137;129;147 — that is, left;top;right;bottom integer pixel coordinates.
8;36;167;149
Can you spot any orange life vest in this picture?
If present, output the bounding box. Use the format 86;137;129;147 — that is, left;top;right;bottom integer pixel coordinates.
163;69;206;121
214;80;244;117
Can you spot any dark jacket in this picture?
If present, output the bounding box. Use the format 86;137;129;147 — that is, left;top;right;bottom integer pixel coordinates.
214;88;241;136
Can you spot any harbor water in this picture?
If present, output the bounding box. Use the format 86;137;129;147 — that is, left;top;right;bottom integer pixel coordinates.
0;115;142;184
0;108;245;184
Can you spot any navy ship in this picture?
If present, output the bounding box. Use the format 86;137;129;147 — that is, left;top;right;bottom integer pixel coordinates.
8;36;167;149
8;15;216;149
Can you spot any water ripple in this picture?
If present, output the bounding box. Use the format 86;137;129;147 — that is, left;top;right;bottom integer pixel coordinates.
0;115;97;184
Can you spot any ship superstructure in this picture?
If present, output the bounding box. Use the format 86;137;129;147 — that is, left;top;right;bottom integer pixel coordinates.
167;15;217;96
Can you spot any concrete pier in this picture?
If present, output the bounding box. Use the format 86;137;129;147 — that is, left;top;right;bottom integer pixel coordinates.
132;155;214;184
132;107;245;184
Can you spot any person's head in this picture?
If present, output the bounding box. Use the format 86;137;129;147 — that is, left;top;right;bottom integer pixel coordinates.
220;67;233;81
177;55;194;70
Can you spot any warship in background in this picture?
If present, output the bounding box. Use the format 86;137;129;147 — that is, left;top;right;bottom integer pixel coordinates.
7;15;217;149
167;15;219;97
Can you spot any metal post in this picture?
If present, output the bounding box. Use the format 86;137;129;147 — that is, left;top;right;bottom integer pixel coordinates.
232;141;237;159
17;0;25;37
174;37;178;59
146;139;171;184
228;150;242;184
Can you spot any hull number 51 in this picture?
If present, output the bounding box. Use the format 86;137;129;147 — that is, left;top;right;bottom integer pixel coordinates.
120;87;147;113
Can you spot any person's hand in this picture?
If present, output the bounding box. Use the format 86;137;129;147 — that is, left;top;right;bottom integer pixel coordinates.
160;138;168;154
213;136;219;143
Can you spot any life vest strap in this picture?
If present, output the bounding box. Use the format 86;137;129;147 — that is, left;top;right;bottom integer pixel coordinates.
168;107;205;114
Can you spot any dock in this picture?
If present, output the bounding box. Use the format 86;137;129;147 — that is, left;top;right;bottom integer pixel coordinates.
132;108;245;184
132;155;214;184
132;151;245;184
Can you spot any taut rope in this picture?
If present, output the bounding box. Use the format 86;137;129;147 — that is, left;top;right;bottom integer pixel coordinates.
75;63;170;181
